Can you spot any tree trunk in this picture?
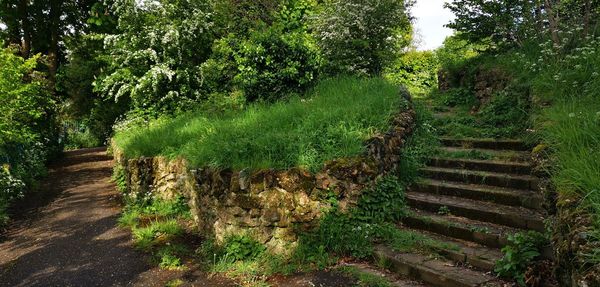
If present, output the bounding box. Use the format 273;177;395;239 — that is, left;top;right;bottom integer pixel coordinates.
48;0;60;86
544;0;561;46
18;0;31;58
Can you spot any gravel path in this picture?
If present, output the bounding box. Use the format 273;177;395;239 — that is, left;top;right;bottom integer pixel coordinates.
0;148;230;287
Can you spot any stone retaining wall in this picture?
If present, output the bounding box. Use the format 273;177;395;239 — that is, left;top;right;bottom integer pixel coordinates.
113;90;416;252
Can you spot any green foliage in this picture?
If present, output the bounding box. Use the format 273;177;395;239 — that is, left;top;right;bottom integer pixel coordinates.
119;196;192;270
222;235;267;262
113;77;405;171
206;26;321;103
354;176;407;223
385;50;439;95
313;0;413;75
204;0;320;103
112;165;127;194
63;122;103;150
132;219;184;250
300;210;375;259
157;244;188;270
432;88;477;107
337;266;393;287
0;47;56;226
435;35;484;71
95;0;215;114
428;84;530;139
477;85;530;138
495;231;549;286
445;0;599;48
397;103;439;183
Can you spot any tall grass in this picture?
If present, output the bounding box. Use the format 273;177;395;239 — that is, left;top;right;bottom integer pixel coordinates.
113;76;406;171
487;35;600;265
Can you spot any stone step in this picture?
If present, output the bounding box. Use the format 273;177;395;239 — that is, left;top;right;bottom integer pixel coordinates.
440;137;529;151
374;245;507;287
420;167;539;191
405;228;503;272
401;209;517;249
414;178;543;210
406;192;545;232
428;157;532;175
438;147;529;162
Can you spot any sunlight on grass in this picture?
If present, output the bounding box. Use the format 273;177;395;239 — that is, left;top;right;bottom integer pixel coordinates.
113;76;406;171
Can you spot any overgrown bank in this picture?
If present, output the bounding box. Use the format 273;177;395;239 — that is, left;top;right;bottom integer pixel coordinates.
113;77;406;171
428;30;600;285
112;76;449;286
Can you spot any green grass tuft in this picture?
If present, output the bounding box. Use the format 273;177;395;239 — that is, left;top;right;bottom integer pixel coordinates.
113;76;406;171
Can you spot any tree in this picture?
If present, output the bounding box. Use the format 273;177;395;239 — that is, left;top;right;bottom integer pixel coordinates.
312;0;414;75
445;0;600;49
94;0;216;114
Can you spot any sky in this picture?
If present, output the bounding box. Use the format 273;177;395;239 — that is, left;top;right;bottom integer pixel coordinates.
412;0;456;51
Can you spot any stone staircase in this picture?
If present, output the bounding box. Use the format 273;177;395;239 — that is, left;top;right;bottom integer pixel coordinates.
375;137;546;287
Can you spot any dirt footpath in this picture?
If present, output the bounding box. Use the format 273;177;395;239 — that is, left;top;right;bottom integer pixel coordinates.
0;148;232;287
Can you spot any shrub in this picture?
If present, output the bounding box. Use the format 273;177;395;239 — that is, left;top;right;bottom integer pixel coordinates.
385;50;439;94
204;0;321;102
313;0;413;75
0;47;56;226
354;176;407;223
222;235;267;262
234;27;321;102
495;231;549;286
95;0;215;114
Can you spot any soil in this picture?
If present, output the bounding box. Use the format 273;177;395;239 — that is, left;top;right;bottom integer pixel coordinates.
0;148;234;287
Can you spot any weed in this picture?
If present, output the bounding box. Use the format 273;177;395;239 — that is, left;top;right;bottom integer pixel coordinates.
165;279;184;287
157;245;188;270
132;219;184;250
112;165;127;193
354;176;407;223
437;206;451;215
337;266;393;287
222;235;266;262
495;231;549;286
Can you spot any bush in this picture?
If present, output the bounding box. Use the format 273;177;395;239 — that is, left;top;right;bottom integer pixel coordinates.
354;176;407;223
313;0;413;75
0;47;56;226
495;231;549;286
95;0;215;114
385;50;439;94
222;235;267;262
204;0;321;102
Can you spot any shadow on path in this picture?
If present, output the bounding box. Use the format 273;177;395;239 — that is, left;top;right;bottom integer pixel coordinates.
0;148;155;286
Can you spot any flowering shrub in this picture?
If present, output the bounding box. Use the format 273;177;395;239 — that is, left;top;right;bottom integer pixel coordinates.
95;0;215;114
312;0;413;75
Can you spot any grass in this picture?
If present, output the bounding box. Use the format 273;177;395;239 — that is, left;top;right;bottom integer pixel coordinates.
118;196;192;270
435;31;600;274
113;76;406;172
337;266;394;287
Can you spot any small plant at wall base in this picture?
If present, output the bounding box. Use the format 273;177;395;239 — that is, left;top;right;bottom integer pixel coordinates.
495;231;549;286
354;176;407;223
